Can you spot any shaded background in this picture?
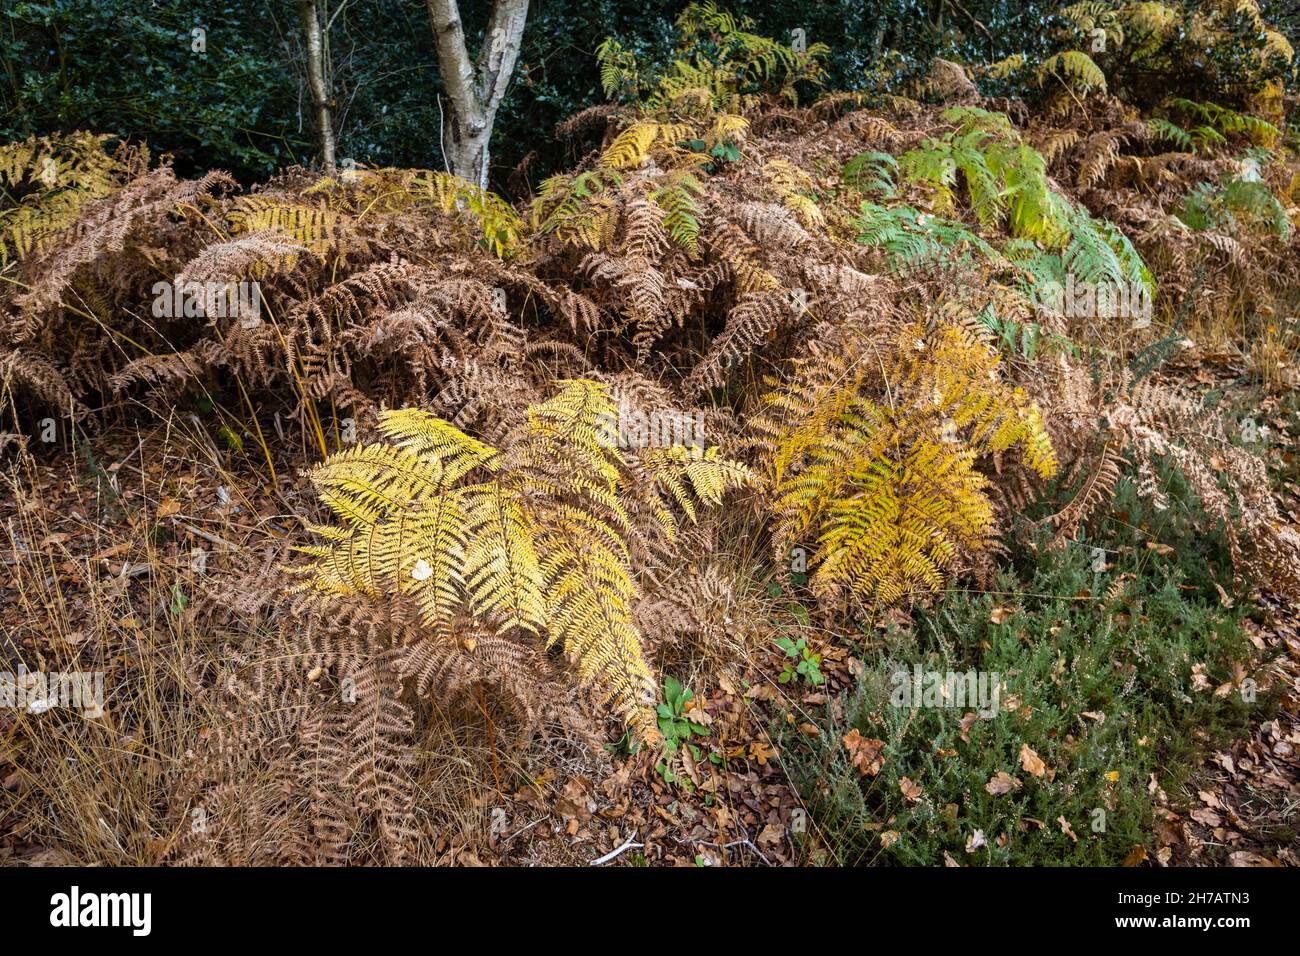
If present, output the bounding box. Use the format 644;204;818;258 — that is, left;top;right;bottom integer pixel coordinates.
2;0;1296;193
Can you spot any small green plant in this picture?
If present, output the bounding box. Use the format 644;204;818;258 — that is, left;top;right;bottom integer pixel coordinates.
775;635;824;686
1177;174;1291;240
169;584;190;616
656;675;708;784
604;728;640;758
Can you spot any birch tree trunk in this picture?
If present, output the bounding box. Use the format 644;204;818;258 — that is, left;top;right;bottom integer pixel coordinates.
425;0;529;189
297;0;336;171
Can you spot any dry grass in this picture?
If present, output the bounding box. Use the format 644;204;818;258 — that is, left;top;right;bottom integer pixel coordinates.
0;420;518;865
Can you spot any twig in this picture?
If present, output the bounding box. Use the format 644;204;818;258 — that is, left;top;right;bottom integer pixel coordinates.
590;830;641;866
476;682;501;790
503;817;546;843
178;521;238;552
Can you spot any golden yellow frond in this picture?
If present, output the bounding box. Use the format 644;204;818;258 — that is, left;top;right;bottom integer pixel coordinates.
293;379;750;739
755;321;1057;606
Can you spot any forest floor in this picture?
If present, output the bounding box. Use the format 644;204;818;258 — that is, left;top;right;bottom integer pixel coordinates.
2;359;1296;867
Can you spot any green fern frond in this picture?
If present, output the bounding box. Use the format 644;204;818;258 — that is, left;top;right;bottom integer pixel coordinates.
1037;51;1107;94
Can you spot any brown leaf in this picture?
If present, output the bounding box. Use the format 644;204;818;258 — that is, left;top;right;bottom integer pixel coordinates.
1228;850;1281;867
748;740;777;765
842;729;885;777
899;776;923;802
958;712;978;741
1190;807;1221;828
555;778;594;822
1121;844;1148;867
985;771;1022;795
1019;743;1046;777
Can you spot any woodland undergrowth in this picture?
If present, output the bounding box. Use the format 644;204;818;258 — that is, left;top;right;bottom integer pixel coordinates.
1;0;1298;865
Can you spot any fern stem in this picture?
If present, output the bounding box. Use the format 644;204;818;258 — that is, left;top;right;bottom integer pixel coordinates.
476;682;501;791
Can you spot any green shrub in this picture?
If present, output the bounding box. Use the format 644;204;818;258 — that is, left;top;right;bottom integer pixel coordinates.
780;485;1274;865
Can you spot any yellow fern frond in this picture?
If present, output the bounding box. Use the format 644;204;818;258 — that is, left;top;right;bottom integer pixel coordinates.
293;380;750;739
377;408;498;483
756;321;1057;606
228;196;339;255
601;121;662;170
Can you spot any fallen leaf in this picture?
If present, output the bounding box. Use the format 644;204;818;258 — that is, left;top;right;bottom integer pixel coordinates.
958;711;978;741
985;771;1022;795
842;729;885;777
899;776;923;802
1190;807;1221;827
1190;663;1211;692
1121;844;1148;867
555;778;593;822
748;740;777;765
1228;850;1280;867
1019;743;1046;777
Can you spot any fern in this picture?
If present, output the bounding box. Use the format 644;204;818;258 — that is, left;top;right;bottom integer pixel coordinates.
1062;202;1151;289
228;196;340;256
651;170;706;251
1165;99;1282;147
897;110;1068;242
1037;51;1107;95
1177;176;1291;240
755;322;1057;606
842;151;897;197
292;380;753;737
1147;117;1194;152
855;201;1001;274
0;133;143;266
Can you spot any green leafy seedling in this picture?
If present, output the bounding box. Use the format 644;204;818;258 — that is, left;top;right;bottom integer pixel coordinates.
655;675;709;784
775;636;824;686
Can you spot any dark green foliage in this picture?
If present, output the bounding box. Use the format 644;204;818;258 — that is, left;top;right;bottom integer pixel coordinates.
781;477;1275;865
1;0;307;178
2;0;1075;190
